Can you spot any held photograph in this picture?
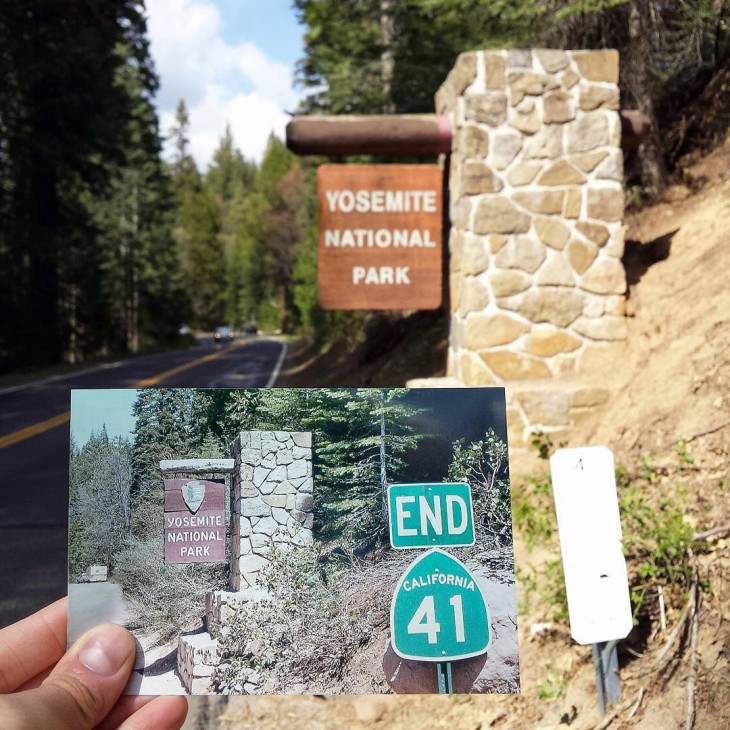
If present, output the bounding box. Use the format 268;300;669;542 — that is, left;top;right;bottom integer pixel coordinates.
67;387;519;696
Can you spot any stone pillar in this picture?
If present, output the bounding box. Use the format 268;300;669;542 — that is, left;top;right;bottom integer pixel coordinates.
436;49;626;446
229;431;313;590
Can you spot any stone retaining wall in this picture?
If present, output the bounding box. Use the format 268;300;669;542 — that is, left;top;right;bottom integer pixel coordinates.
436;49;627;445
229;431;314;590
205;588;270;637
178;632;219;694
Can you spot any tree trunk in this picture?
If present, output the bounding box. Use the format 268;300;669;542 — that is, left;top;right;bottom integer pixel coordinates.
278;285;288;333
380;0;396;114
627;0;667;195
129;178;140;354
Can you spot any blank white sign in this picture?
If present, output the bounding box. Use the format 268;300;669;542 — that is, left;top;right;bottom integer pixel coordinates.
549;446;633;644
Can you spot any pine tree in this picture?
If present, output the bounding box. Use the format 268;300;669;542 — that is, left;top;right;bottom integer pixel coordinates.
69;428;133;573
169;99;197;189
206;126;258;327
0;2;187;369
177;181;225;328
226;135;303;330
132;389;201;487
206;123;255;205
90;42;188;355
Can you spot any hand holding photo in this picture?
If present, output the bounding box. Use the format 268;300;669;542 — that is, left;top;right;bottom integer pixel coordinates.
68;387;519;696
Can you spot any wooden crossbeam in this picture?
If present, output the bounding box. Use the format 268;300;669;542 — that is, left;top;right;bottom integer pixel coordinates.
286;111;650;156
159;458;236;474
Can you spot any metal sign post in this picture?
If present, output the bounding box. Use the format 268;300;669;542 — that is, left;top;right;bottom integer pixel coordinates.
592;640;621;715
436;661;454;694
549;447;632;715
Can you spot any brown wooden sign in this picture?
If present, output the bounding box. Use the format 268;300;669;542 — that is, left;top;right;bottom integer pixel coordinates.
163;479;226;564
317;164;442;310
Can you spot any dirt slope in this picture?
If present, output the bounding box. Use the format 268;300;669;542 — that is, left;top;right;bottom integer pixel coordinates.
218;139;730;730
577;144;730;463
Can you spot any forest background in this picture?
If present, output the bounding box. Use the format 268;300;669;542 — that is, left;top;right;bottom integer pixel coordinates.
1;0;728;374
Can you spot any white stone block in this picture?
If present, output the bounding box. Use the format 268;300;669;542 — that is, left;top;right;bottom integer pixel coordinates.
287;460;308;480
242;496;270;518
252;466;270;487
253;516;279;536
292;432;312;448
271;507;289;525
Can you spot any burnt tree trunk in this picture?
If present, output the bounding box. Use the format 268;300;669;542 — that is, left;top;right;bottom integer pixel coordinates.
627;0;667;195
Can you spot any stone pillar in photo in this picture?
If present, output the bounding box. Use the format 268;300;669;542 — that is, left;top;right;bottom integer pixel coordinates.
229;431;314;591
436;49;626;446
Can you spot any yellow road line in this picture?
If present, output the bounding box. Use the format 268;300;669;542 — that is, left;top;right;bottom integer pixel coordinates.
0;341;245;449
0;412;71;450
132;341;244;387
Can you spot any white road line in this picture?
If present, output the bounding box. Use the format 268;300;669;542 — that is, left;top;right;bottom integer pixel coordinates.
265;341;288;388
0;361;124;396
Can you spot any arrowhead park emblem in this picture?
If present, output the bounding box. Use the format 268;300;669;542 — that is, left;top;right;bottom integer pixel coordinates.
182;480;205;513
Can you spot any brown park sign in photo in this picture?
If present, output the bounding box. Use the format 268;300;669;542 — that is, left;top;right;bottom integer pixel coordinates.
164;479;226;564
317;164;442;310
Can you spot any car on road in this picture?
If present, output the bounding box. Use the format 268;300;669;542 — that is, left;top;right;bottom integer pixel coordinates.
242;323;258;335
213;326;236;344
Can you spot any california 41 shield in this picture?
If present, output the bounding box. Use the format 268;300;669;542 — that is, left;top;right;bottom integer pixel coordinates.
390;548;490;661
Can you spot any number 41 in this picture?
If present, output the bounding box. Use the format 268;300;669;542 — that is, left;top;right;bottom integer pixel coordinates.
407;595;465;644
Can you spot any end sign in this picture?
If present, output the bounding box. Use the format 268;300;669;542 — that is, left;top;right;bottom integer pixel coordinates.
388;483;475;549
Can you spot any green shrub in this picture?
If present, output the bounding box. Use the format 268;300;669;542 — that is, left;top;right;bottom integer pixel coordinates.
115;537;227;643
515;442;699;626
215;545;373;693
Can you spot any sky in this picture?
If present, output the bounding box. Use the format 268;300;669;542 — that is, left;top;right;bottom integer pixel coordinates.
145;0;306;170
71;390;139;447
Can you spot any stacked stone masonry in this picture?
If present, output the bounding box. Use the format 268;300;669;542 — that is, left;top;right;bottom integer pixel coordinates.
177;431;314;694
229;431;314;591
205;588;270;638
436;49;626;445
178;632;220;694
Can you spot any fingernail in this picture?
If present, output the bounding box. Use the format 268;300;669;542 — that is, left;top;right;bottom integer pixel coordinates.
77;625;132;676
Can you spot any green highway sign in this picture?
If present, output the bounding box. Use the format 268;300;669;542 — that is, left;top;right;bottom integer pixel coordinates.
388;483;475;549
390;548;490;661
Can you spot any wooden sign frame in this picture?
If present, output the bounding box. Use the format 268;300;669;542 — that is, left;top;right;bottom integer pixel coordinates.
163;479;226;564
317;164;443;310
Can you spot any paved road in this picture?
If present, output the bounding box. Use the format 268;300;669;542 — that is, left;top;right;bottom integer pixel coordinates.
0;336;286;627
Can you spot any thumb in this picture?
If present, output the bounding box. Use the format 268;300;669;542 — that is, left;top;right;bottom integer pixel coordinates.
3;623;136;730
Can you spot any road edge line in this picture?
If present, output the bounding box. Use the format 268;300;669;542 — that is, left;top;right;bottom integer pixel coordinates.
266;341;288;388
0;341;247;449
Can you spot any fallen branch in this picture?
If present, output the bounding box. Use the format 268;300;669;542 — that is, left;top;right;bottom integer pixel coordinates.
593;687;645;730
686;420;730;443
651;592;693;673
627;686;645;721
685;550;700;730
694;523;730;541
